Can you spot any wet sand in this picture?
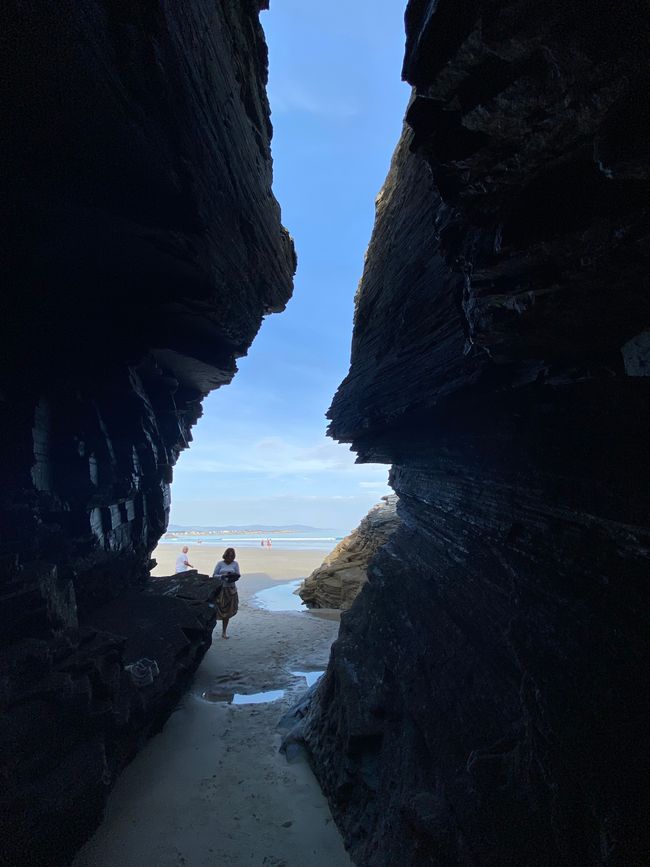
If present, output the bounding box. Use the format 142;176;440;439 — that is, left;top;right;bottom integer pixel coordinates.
74;547;350;867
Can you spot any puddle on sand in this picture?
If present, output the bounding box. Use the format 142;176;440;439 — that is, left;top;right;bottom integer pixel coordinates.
291;670;324;688
233;690;285;705
252;580;304;612
201;688;285;705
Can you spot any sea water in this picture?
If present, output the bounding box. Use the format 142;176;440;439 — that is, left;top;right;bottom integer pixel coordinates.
160;532;341;551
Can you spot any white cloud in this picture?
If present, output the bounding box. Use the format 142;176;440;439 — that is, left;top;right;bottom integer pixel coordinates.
169;491;390;533
180;436;380;478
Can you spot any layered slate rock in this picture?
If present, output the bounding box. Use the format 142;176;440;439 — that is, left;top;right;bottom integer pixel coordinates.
305;3;650;865
0;2;293;863
0;572;219;867
298;496;400;610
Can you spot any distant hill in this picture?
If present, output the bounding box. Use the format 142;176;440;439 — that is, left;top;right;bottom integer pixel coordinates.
167;523;341;534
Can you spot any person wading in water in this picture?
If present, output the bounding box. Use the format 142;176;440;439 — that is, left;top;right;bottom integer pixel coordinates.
212;547;240;639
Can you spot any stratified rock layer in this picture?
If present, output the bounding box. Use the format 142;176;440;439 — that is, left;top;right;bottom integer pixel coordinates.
298;496;400;609
0;572;219;866
0;2;293;863
305;3;650;865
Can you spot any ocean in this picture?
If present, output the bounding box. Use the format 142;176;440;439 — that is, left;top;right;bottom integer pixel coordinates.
159;532;341;551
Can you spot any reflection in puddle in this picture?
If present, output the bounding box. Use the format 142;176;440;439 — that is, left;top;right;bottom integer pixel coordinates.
292;670;324;688
201;688;285;705
233;690;285;705
252;580;304;612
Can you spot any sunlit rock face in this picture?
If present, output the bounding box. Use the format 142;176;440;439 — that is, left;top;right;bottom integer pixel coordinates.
0;1;293;862
305;2;650;865
298;496;400;609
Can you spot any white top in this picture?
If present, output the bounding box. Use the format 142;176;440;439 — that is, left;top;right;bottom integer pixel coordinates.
213;560;240;583
175;553;190;573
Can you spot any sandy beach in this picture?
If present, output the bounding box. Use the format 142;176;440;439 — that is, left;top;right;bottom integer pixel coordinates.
151;544;330;584
74;546;351;867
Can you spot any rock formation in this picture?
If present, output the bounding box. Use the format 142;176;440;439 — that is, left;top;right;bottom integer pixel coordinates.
0;2;293;863
0;572;221;866
303;2;650;865
298;496;400;609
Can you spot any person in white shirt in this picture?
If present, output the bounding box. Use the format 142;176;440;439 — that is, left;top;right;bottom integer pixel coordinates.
175;546;193;573
212;547;240;639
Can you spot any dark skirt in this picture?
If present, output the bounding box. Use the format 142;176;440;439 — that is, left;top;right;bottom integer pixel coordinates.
215;585;238;620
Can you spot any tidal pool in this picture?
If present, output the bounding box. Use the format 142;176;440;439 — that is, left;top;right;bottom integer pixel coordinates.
251;580;304;612
291;670;324;688
201;688;285;705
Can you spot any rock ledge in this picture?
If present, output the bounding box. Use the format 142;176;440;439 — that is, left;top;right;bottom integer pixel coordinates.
298;496;400;609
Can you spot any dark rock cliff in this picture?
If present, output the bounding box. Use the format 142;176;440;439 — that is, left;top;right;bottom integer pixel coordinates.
298;496;400;610
304;3;650;865
0;2;293;863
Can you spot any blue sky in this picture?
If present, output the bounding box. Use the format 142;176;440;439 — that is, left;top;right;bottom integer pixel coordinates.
169;0;408;533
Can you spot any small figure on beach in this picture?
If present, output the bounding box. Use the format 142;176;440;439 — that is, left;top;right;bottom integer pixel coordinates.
266;538;272;548
261;539;265;547
175;546;193;573
212;547;240;639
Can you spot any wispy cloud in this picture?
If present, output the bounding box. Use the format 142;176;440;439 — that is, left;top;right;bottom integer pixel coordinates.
181;436;375;477
269;80;358;119
169;492;390;533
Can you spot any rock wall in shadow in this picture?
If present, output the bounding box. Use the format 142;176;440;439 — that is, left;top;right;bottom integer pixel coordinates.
0;2;294;863
299;496;400;610
303;2;650;865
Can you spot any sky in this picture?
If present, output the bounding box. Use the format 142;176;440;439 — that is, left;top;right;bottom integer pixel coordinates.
168;0;409;534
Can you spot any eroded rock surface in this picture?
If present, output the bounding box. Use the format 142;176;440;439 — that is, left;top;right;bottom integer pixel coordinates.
0;2;293;863
0;572;219;866
304;3;650;865
298;496;400;609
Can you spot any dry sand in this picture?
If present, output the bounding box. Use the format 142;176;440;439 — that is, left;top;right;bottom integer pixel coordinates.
74;546;351;867
151;545;330;582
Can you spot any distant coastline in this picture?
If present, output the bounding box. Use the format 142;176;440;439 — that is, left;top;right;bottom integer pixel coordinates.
165;524;341;537
160;526;342;551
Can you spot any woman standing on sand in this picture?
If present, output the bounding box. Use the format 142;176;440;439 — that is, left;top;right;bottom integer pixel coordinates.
212;547;240;639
